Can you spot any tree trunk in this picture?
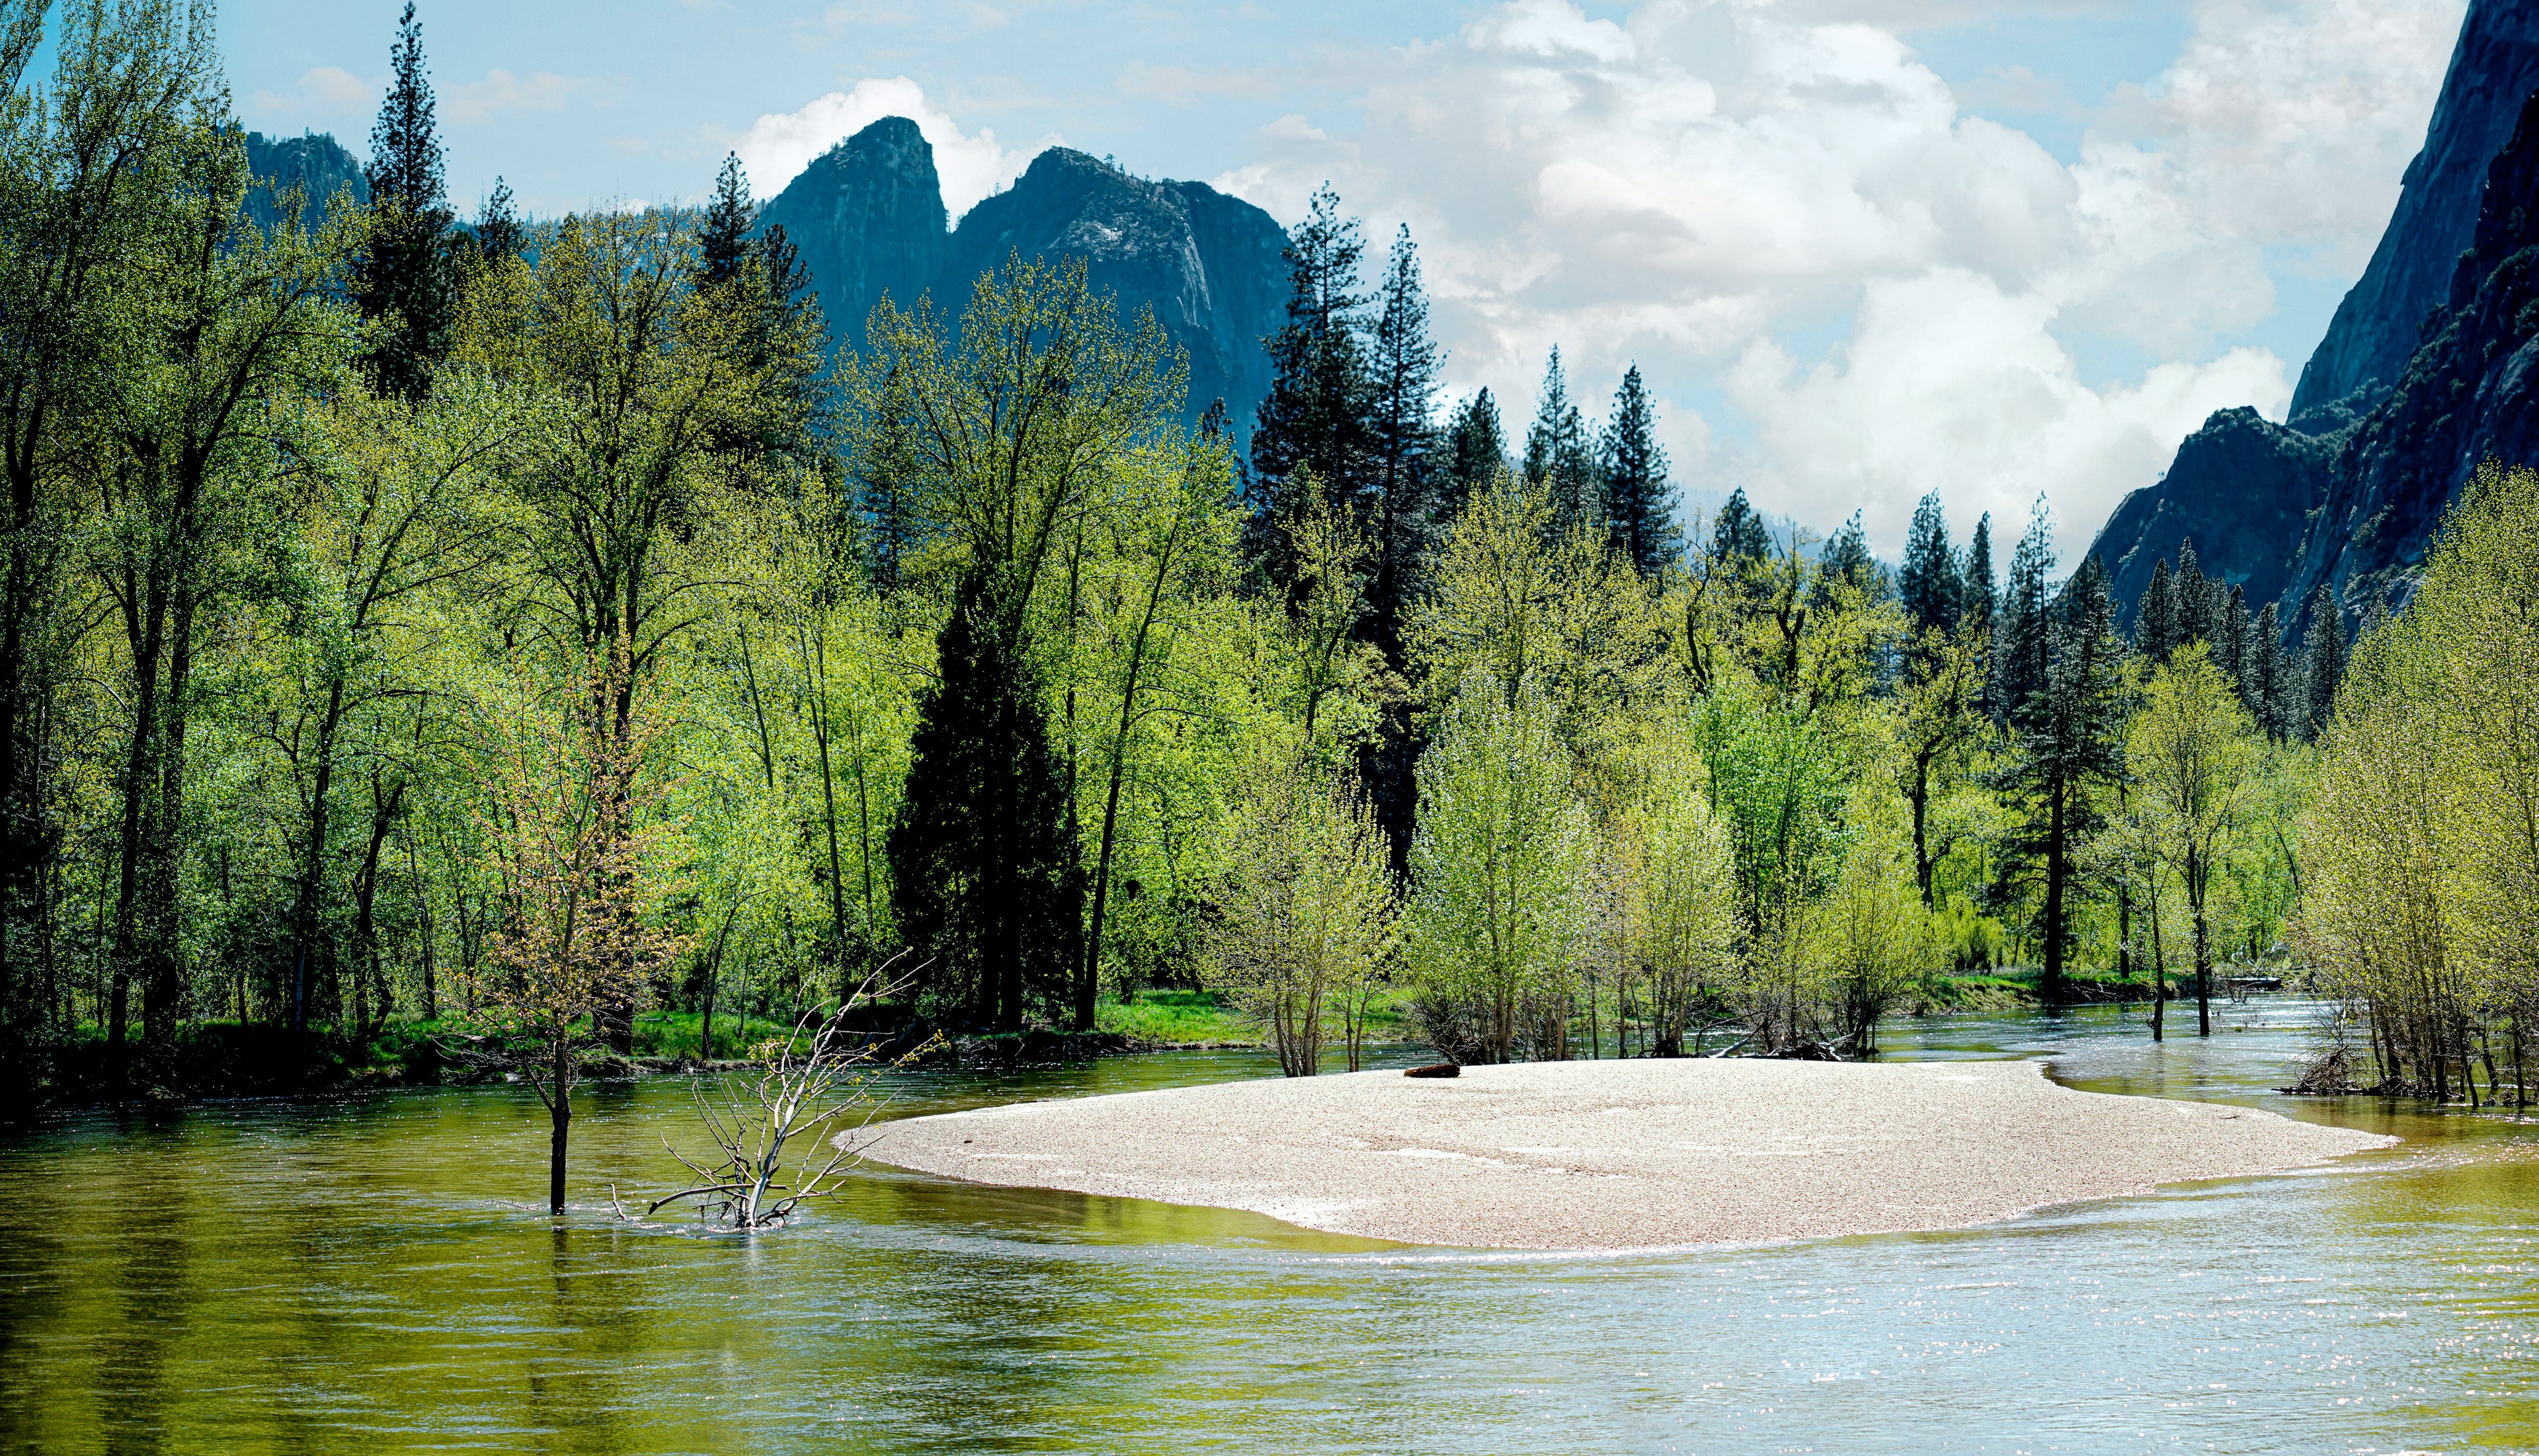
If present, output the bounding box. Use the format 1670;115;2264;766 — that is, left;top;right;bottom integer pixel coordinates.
289;679;346;1036
549;1035;572;1216
2040;782;2068;1005
2190;849;2211;1038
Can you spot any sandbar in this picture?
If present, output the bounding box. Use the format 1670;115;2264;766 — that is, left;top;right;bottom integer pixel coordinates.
862;1059;2393;1249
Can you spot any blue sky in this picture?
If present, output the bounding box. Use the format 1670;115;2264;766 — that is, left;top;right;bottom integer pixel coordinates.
210;0;2468;559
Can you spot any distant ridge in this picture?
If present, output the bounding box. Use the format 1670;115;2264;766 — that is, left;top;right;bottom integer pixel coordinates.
2087;0;2539;639
756;119;1290;428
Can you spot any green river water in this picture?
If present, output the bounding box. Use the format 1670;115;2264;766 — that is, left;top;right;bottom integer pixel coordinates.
2;1001;2535;1454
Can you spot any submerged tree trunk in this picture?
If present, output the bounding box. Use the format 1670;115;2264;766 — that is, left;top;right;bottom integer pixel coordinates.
549;1035;572;1217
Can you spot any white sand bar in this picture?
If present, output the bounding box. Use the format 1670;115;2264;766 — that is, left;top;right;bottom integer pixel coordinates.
864;1060;2394;1249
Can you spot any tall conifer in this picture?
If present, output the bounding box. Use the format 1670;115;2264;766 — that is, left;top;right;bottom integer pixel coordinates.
1365;225;1440;655
1990;503;2055;725
2246;600;2287;739
1598;365;1679;575
2302;583;2347;737
1898;491;1960;637
1247;184;1375;588
698;152;752;289
2137;557;2175;658
1443;389;1507;510
354;1;455;401
473;177;522;262
1993;555;2127;1001
1962;512;1997;626
887;577;1082;1030
1523;348;1596;536
1709;487;1771;565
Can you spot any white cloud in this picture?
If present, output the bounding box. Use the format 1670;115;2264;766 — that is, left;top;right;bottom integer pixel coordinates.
246;66;368;120
1211;0;2454;559
2128;0;2462;264
444;69;612;125
735;77;1046;218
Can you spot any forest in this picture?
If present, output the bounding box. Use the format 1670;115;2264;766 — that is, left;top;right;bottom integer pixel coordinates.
7;0;2498;1116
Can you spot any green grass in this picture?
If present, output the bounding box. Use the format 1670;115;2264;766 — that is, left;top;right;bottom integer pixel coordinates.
1093;986;1424;1047
1095;989;1256;1045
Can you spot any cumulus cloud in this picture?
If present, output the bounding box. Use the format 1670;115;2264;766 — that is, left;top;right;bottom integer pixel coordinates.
444;69;614;125
2126;0;2462;264
1212;0;2455;559
246;66;368;120
735;77;1045;218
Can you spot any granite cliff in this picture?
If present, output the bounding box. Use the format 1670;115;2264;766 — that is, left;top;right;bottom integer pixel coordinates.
2089;0;2539;638
241;130;367;231
757;118;1289;426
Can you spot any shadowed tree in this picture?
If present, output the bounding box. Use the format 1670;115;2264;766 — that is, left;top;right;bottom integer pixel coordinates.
353;1;455;401
1598;364;1679;577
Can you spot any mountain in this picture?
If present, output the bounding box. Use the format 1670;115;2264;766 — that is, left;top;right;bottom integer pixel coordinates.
758;119;1291;428
2089;0;2539;639
2292;0;2539;421
242;130;368;231
755;116;948;362
2281;86;2539;626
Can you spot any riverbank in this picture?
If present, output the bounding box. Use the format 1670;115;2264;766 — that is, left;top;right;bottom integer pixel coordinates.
865;1058;2392;1249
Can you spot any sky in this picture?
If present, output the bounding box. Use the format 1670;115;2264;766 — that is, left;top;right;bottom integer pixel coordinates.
209;0;2471;564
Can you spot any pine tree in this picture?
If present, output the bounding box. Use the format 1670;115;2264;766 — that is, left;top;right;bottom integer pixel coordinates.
1247;184;1375;590
1598;365;1679;576
1898;491;1960;637
1962;512;1997;627
1709;487;1771;566
473;177;523;263
887;577;1082;1031
2246;600;2287;739
698;152;752;290
1443;389;1508;513
1361;227;1443;875
354;1;456;401
2172;538;2214;648
1990;502;2055;725
1364;224;1440;659
2302;583;2348;737
2136;557;2175;659
1523;348;1597;536
2213;583;2249;686
1993;555;2128;1002
1814;511;1875;608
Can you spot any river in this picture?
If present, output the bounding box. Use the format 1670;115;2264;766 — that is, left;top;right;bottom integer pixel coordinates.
3;1000;2534;1453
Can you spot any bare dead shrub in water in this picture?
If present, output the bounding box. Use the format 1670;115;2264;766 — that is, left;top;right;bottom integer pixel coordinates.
635;964;938;1228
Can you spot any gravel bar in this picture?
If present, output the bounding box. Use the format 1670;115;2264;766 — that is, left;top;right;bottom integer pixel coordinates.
861;1059;2394;1250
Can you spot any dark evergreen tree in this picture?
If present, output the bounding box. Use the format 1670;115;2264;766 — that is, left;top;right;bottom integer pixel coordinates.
1598;365;1679;576
1444;388;1508;511
1362;227;1443;876
2213;583;2249;686
2172;538;2215;648
1990;503;2054;726
1708;487;1771;566
1813;511;1875;608
1364;224;1440;659
1898;491;1960;637
698;152;752;290
1246;184;1375;588
2136;556;2175;659
2246;600;2288;740
1523;347;1597;536
2302;583;2347;737
1992;555;2128;1002
1962;512;1997;627
473;177;523;263
354;1;456;401
886;578;1082;1031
